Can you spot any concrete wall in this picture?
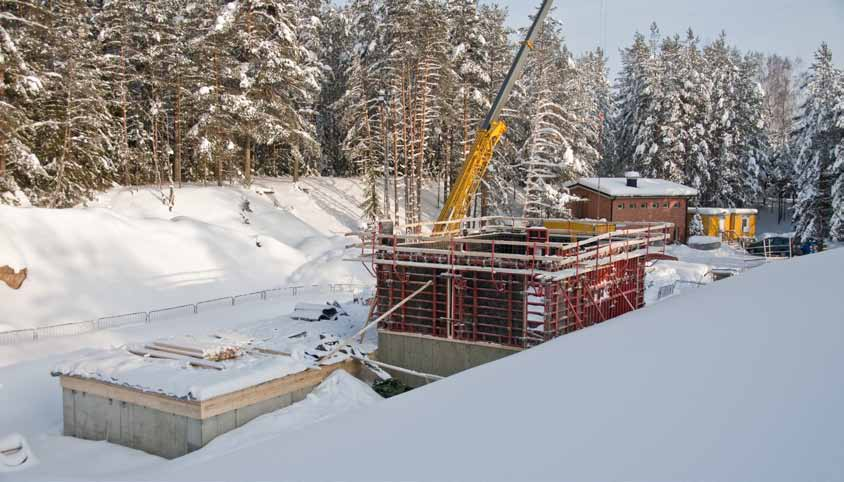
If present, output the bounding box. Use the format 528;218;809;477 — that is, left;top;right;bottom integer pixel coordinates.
377;330;520;387
62;385;312;459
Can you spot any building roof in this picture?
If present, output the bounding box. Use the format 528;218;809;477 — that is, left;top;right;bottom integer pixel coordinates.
567;177;699;198
688;207;758;215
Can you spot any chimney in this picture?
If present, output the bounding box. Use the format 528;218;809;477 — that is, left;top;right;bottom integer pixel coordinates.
625;171;640;188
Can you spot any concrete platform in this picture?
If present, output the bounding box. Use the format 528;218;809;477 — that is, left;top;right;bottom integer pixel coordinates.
377;330;520;387
59;359;361;459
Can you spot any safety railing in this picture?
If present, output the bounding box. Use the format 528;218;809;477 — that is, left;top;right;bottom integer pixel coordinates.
0;283;370;346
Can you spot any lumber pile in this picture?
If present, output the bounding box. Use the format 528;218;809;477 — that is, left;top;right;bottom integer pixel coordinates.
128;334;253;368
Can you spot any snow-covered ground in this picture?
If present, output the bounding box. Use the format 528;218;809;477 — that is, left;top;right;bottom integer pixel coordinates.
124;248;842;482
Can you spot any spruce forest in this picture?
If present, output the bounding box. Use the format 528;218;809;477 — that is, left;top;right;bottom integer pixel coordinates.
1;0;842;241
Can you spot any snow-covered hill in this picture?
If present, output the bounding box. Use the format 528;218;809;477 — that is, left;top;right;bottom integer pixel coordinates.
0;177;442;331
130;248;844;482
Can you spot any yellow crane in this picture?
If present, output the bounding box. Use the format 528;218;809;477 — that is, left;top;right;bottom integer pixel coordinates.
433;0;556;235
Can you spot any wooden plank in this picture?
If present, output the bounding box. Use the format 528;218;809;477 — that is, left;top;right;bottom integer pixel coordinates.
127;346;224;370
199;359;361;419
60;375;203;419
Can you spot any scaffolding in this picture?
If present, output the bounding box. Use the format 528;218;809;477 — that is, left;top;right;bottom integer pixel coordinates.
357;217;674;349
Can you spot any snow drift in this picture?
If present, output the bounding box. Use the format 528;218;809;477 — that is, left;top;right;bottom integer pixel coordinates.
134;249;844;482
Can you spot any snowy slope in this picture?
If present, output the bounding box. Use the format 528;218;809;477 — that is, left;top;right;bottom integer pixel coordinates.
130;249;844;482
0;177;441;331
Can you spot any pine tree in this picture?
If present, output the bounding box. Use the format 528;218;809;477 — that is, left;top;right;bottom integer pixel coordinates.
792;43;843;242
0;2;49;205
520;18;581;218
827;68;844;240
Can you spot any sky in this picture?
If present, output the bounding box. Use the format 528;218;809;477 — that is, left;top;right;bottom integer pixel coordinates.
488;0;844;75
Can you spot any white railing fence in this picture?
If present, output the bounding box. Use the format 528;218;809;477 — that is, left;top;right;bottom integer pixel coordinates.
0;283;371;346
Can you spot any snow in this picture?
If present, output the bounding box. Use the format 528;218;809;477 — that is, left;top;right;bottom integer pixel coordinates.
131;248;844;482
644;259;712;304
213;1;239;32
688;207;758;215
567;177;699;197
688;235;721;245
667;243;766;272
53;346;311;401
0;177;393;331
0;231;26;272
0;433;37;473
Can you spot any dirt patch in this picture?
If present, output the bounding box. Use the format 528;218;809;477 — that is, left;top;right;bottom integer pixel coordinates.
0;266;27;289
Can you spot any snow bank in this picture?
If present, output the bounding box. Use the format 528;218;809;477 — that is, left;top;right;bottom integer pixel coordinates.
141;249;844;482
0;230;26;272
668;242;765;271
0;177;410;331
645;259;712;304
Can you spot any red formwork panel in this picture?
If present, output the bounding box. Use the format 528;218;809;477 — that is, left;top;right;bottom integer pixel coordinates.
376;255;646;349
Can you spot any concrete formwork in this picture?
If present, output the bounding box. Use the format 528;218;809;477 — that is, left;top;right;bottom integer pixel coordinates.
377;331;520;387
59;360;360;459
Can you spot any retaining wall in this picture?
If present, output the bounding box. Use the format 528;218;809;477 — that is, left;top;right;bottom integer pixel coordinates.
377;330;520;387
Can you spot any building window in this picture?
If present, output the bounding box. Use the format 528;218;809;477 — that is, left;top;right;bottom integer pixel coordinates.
629;203;636;209
663;202;669;208
673;202;680;208
652;202;659;208
618;203;624;209
641;202;647;209
742;217;750;233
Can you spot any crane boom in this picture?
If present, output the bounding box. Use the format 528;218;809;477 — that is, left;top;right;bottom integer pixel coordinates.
433;0;555;235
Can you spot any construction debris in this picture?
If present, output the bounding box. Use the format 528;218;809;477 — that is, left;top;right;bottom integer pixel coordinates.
291;301;347;322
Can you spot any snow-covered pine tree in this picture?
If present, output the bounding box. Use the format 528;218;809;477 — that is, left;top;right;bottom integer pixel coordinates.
792;43;843;242
0;3;49;206
32;0;117;207
569;48;605;177
731;53;768;207
826;59;844;240
615;30;658;176
580;48;617;176
759;54;800;221
520;18;581;218
689;212;704;236
316;6;354;176
446;0;491;196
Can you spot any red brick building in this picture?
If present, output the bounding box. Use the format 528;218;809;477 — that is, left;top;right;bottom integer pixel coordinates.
566;173;698;242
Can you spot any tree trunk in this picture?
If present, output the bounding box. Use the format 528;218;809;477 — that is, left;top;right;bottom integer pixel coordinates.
293;147;300;182
380;103;390;216
390;103;400;222
244;138;252;186
120;45;130;186
174;74;182;187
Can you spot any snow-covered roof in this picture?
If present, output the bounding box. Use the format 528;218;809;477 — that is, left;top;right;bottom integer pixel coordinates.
567;177;698;197
140;249;844;482
688;207;758;215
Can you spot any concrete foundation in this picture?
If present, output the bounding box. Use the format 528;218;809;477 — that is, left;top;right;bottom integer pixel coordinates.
59;360;360;459
377;330;520;387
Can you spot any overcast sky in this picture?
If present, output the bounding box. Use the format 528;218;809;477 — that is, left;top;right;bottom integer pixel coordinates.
488;0;843;74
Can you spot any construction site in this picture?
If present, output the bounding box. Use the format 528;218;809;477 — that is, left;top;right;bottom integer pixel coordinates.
3;0;821;476
357;217;673;385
